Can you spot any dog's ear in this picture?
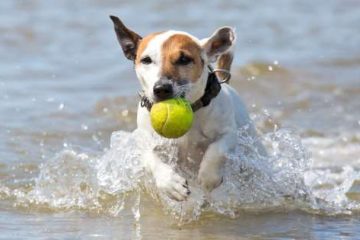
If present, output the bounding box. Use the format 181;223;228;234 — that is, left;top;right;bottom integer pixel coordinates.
201;27;236;62
110;15;142;61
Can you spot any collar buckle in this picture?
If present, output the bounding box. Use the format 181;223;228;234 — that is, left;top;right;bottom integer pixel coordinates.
212;68;231;84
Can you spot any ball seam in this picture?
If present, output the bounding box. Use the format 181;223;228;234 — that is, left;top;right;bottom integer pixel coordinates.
161;103;170;135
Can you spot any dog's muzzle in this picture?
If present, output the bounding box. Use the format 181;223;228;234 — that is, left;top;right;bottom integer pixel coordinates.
139;66;228;112
153;81;173;101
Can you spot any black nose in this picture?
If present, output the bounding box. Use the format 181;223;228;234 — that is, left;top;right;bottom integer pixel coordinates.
153;82;173;100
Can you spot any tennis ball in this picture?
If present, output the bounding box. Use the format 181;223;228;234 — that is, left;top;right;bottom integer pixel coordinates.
150;98;193;138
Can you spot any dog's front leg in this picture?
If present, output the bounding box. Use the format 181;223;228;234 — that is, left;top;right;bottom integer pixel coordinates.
143;150;190;201
198;131;236;192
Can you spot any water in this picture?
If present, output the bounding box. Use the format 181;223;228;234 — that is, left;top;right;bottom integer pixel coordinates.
1;0;360;239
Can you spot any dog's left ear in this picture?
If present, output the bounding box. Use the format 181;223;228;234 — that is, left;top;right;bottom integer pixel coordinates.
110;15;142;61
201;27;236;62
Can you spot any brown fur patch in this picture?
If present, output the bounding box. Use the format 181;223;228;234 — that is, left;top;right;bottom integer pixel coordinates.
135;32;163;64
161;34;204;82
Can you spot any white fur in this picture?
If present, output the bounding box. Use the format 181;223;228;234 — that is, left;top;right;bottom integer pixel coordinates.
136;29;263;201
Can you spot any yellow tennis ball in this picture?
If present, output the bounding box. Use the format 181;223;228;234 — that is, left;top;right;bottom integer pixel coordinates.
150;98;193;138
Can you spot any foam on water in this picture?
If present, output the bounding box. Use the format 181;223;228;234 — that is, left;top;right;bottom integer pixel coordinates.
1;123;360;223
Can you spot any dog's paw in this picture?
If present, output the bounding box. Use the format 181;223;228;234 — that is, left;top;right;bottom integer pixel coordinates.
197;165;223;192
155;167;190;201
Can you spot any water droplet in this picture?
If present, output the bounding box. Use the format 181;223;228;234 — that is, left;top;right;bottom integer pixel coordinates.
121;109;129;117
58;103;64;110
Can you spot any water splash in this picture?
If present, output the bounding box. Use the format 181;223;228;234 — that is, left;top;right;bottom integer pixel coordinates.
1;124;360;223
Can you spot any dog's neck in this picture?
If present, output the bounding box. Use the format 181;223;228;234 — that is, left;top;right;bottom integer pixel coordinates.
191;66;222;111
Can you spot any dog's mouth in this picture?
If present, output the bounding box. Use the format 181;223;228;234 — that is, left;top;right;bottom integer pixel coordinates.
173;82;190;98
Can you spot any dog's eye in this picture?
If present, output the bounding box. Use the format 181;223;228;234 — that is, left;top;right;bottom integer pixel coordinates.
140;56;152;65
176;54;193;65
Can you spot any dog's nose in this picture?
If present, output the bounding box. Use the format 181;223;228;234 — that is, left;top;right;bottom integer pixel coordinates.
153;82;173;100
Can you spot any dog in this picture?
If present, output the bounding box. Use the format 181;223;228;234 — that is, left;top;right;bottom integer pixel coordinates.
110;16;263;201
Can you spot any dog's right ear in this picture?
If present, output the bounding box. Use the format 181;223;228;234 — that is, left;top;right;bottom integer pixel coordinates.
109;15;142;61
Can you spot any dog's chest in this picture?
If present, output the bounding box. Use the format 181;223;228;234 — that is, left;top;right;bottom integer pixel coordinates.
178;124;212;159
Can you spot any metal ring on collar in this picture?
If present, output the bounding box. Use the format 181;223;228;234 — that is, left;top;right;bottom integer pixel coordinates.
212;68;231;83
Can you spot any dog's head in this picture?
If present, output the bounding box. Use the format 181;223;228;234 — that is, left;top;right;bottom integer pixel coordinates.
110;16;235;103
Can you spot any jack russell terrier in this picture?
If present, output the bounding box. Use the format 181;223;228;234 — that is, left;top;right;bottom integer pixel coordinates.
110;16;263;201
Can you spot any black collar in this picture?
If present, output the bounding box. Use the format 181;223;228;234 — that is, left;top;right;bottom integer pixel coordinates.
139;67;224;112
